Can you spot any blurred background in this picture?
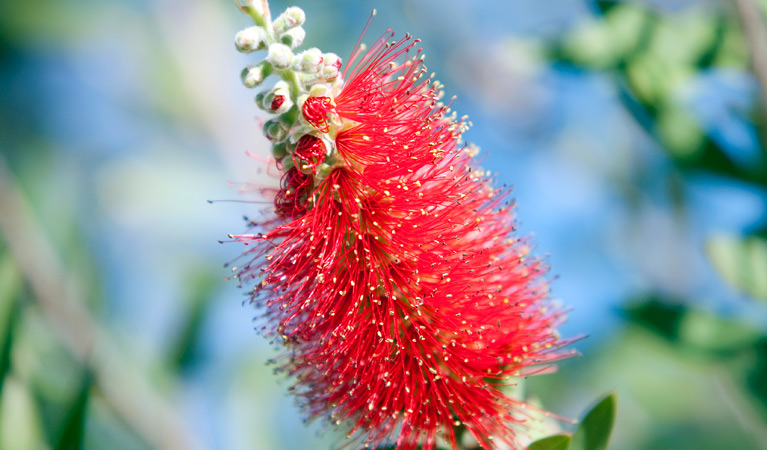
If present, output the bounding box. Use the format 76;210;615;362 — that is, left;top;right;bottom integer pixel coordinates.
1;0;765;449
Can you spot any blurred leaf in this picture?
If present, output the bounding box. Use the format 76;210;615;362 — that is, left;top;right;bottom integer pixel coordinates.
746;339;767;419
624;297;685;341
0;375;45;449
55;372;92;450
625;296;764;354
0;255;21;397
529;434;572;450
656;106;706;159
559;4;653;69
647;11;719;67
167;269;219;373
706;235;767;301
570;393;616;450
679;309;764;353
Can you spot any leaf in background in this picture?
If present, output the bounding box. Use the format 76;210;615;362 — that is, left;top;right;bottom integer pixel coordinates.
0;375;45;449
167;269;219;373
745;338;767;420
625;296;763;354
624;297;686;342
570;393;616;450
656;106;706;159
706;234;767;302
528;434;572;450
55;371;92;450
0;254;21;397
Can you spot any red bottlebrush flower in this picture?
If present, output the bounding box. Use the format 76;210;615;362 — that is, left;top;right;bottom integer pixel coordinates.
230;17;572;450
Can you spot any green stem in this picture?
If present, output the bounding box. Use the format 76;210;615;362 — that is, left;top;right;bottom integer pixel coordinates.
242;5;268;29
279;70;302;102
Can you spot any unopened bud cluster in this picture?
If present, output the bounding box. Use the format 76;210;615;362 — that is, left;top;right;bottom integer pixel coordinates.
235;4;345;191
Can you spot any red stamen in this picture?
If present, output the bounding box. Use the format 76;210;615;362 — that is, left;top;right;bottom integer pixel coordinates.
292;134;326;174
302;96;334;132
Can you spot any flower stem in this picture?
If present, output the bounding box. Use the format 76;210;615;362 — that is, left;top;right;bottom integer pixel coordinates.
279;69;302;102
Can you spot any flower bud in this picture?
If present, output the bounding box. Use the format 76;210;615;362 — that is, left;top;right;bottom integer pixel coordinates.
272;7;306;35
266;43;293;70
237;0;264;16
235;26;266;53
280;27;306;49
241;62;273;88
308;84;331;98
322;53;342;70
272;142;288;159
320;64;340;82
292;48;323;74
263;118;289;142
262;81;293;114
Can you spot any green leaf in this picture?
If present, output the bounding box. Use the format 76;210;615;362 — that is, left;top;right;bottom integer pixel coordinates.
0;255;21;398
0;375;45;449
55;372;92;450
529;434;572;450
706;235;767;302
570;393;616;450
167;270;219;373
624;297;685;342
745;338;767;420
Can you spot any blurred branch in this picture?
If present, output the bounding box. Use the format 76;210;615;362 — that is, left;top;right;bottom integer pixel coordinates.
0;158;207;450
735;0;767;148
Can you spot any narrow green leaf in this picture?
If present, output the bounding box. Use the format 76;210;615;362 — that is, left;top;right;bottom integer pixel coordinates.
55;372;92;450
167;270;218;373
706;235;767;302
0;375;45;449
745;338;767;420
570;393;616;450
529;434;572;450
0;255;21;397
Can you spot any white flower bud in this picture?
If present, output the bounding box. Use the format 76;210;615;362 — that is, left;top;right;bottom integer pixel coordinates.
320;65;340;82
322;53;342;69
235;26;266;53
266;43;293;69
241;62;273;88
281;27;306;49
292;48;323;74
237;0;264;16
273;7;306;35
262;81;293;114
308;84;331;98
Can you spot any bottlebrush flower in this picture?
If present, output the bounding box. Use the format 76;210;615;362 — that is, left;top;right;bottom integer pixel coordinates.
226;2;574;449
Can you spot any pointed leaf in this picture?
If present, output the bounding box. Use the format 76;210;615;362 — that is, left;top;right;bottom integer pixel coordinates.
570;393;616;450
0;255;21;397
55;371;92;450
167;270;218;373
706;235;767;302
529;434;572;450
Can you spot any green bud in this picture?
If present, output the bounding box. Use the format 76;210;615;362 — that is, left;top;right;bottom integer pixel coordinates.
241;62;273;88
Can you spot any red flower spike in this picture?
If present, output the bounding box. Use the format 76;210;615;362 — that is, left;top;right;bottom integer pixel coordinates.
232;29;573;450
302;96;334;132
